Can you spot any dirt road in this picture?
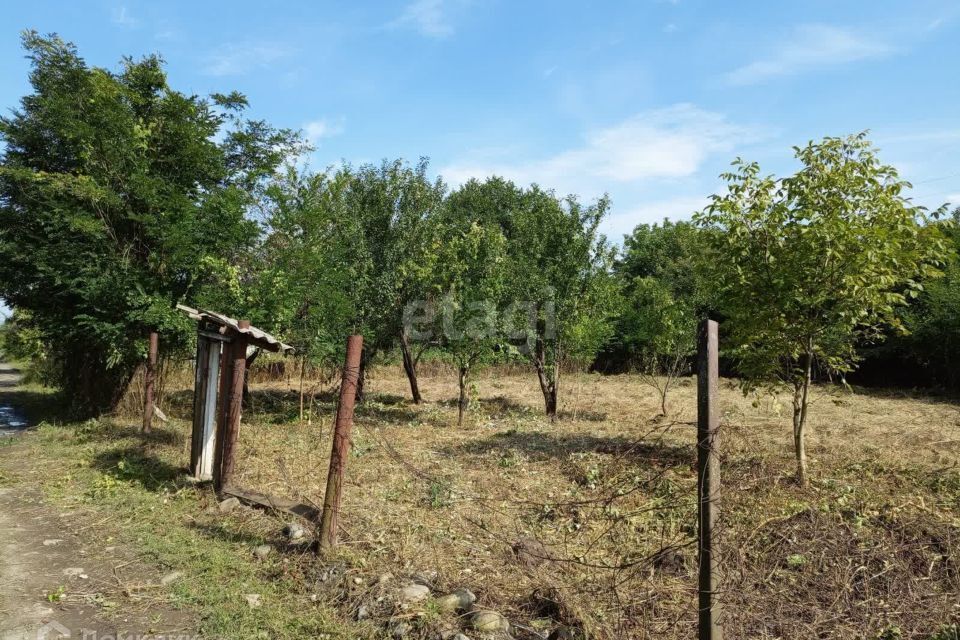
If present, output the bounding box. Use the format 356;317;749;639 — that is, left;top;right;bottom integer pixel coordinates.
0;367;196;640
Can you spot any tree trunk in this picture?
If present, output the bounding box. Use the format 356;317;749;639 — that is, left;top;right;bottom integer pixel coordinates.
792;348;813;487
457;366;468;426
399;330;423;404
551;357;560;421
533;334;558;421
306;379;323;426
660;376;670;417
64;342;136;419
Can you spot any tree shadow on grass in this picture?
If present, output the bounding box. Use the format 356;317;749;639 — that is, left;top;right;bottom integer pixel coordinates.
556;409;608;422
368;393;407;406
476;395;531;414
356;401;418;425
172;386;418;427
71;421;183;447
91;445;185;492
186;519;271;548
838;384;960;406
0;378;70;427
186;519;316;558
447;430;693;468
162;388;195;416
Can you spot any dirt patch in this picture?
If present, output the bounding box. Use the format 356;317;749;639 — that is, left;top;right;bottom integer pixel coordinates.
0;442;197;639
217;366;960;639
0;366;196;640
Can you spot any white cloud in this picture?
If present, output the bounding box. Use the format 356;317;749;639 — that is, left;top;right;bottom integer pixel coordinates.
724;24;891;86
202;43;295;76
303;118;345;145
947;193;960;205
604;195;711;238
111;6;138;28
663;23;678;34
393;0;455;38
440;104;763;195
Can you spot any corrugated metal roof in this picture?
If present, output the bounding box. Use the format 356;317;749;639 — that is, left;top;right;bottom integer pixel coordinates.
177;304;294;354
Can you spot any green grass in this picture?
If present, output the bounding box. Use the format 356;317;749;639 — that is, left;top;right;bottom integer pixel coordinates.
14;418;368;640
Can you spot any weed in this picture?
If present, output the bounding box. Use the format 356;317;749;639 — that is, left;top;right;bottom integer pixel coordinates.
426;479;453;509
786;554;807;569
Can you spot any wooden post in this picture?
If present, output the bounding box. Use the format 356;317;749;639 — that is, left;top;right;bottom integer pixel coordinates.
697;319;722;640
190;335;211;475
214;321;249;493
318;334;363;550
142;330;159;433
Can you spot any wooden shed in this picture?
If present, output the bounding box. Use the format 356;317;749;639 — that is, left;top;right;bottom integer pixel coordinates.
177;304;293;490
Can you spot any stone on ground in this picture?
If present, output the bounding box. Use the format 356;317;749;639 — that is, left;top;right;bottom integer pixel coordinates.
435;587;477;612
217;497;241;513
398;582;430;604
470;610;509;633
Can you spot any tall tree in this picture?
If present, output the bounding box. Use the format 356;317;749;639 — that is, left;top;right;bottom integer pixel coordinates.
256;167;359;418
345;159;446;402
505;183;619;420
695;133;948;486
440;178;618;420
430;218;507;425
601;219;708;374
619;276;695;416
0;32;300;415
858;208;960;391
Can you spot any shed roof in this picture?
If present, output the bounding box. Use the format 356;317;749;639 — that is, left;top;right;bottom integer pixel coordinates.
177;304;294;354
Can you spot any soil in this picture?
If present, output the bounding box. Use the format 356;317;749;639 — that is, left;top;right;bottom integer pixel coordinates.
0;365;197;640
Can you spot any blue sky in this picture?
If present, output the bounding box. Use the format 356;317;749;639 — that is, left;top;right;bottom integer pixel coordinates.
1;0;959;245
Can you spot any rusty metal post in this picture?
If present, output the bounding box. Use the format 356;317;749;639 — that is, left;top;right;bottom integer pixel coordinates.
697;319;722;640
318;334;364;550
142;331;158;433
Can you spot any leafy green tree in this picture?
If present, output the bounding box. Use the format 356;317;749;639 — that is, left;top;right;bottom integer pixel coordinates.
345;159;446;402
618;219;705;304
504;184;619;420
695;133;948;485
602;219;708;374
0;32;300;415
619;277;695;416
253;166;359;418
895;208;960;388
429;216;507;425
0;310;48;381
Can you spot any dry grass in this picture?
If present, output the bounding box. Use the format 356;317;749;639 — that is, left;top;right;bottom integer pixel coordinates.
170;365;960;639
